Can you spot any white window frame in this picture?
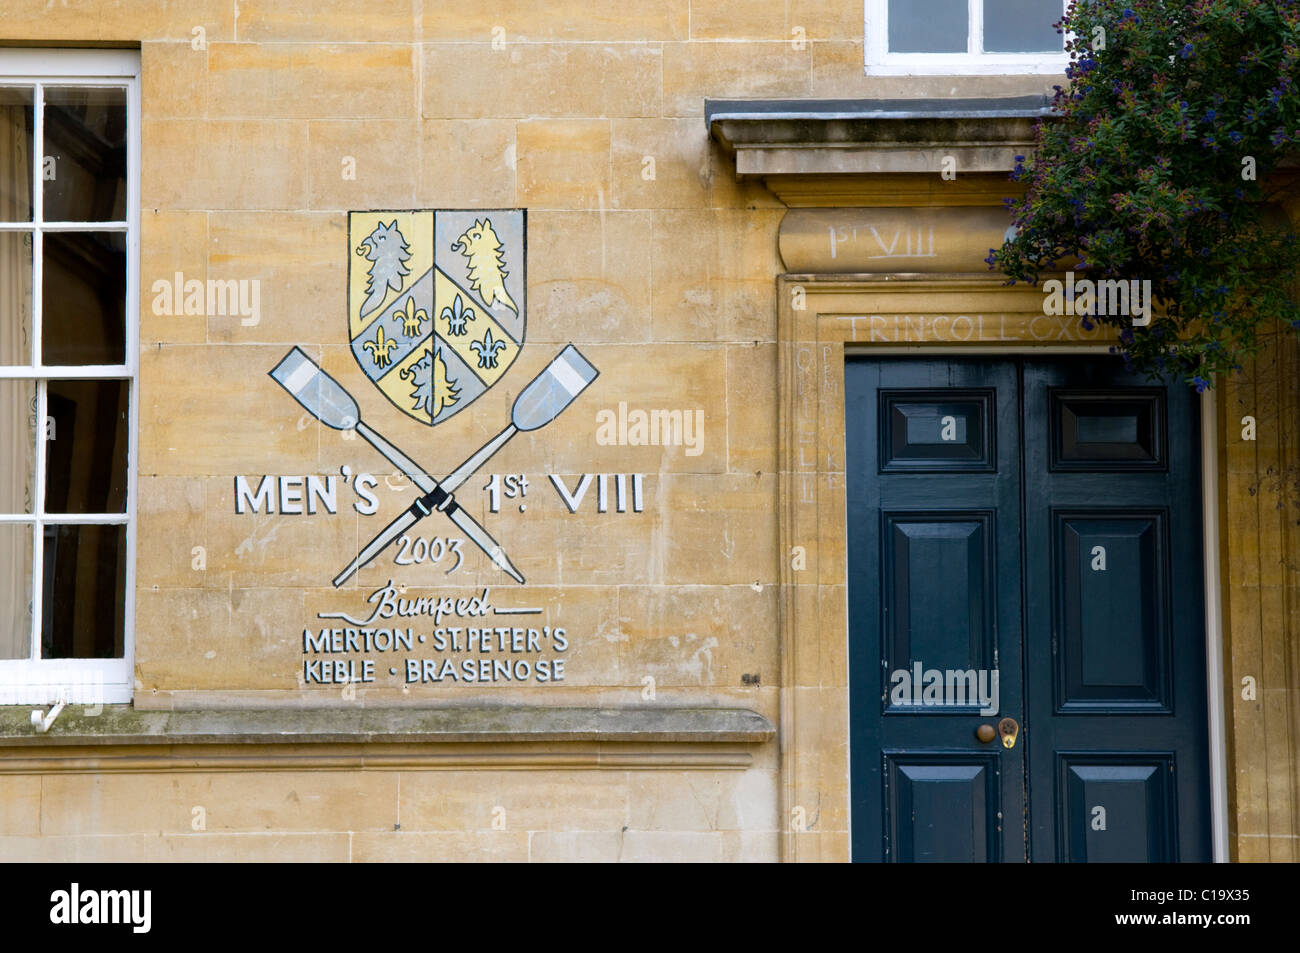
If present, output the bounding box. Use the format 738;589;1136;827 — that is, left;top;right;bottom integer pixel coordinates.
865;0;1071;75
0;49;140;706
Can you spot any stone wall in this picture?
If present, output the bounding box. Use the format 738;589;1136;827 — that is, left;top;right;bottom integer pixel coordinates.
27;1;1300;865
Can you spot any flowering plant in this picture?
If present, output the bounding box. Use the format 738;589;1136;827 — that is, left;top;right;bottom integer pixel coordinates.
989;0;1300;390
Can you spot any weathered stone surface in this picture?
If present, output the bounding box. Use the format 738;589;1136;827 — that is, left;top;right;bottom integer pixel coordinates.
205;44;417;121
516;120;612;210
662;42;810;118
421;44;661;119
143;119;310;210
0;776;41;835
419;0;689;42
0;833;351;862
0;705;776;746
0;1;235;41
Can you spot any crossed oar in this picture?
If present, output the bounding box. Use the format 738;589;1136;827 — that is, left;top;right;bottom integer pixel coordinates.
270;345;599;587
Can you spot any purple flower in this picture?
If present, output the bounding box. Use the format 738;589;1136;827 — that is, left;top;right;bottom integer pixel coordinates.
1179;43;1194;59
1192;376;1210;393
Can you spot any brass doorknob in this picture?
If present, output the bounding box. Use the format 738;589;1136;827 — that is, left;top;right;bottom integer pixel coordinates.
976;724;996;743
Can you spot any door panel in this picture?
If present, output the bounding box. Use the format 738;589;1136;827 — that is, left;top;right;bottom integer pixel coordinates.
1058;756;1176;862
883;513;995;684
886;755;1002;862
1054;511;1172;711
848;359;1024;863
880;389;996;470
1049;390;1166;469
848;356;1211;863
1023;358;1210;863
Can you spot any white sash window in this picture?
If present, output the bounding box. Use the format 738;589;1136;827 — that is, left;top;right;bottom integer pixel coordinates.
866;0;1071;75
0;49;139;706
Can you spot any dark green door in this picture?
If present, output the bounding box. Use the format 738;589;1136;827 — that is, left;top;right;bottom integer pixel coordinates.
847;356;1211;862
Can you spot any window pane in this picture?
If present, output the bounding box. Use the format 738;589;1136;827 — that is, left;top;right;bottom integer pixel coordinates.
0;231;33;365
41;230;126;365
0;86;33;222
42;522;125;659
889;0;968;53
42;86;127;223
984;0;1063;53
45;379;129;514
0;522;33;658
0;379;36;514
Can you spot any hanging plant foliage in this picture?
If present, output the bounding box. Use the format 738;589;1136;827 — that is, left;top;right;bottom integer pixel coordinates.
989;0;1300;390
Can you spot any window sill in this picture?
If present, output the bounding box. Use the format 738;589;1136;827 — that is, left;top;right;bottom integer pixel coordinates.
0;706;775;772
864;61;1069;77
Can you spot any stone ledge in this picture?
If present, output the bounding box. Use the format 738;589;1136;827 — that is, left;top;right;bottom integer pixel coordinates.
707;95;1052;183
0;706;776;747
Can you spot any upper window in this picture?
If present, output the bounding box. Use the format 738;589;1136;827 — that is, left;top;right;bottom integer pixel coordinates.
0;49;139;706
865;0;1070;75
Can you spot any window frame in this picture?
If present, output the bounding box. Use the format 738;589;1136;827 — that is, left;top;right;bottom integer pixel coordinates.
864;0;1072;75
0;48;140;706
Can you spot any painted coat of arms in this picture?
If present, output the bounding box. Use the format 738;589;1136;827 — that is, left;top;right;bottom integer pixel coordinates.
348;209;526;425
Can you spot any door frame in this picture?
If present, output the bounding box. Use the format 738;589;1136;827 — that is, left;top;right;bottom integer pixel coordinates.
775;274;1229;862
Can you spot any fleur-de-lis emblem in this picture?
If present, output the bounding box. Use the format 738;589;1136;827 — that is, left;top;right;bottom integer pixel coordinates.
396;295;427;338
440;293;476;336
469;327;508;369
363;325;399;368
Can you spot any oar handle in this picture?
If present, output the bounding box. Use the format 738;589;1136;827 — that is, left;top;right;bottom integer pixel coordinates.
332;508;418;588
332;482;461;587
354;420;436;495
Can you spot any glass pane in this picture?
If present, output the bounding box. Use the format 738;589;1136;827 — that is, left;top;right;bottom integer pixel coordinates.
0;86;33;222
45;379;129;514
42;86;127;222
41;230;126;365
984;0;1063;53
0;522;33;659
0;231;33;365
42;522;125;659
889;0;968;53
0;379;37;514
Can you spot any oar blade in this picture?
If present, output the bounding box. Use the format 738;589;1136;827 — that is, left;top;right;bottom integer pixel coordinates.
270;347;361;431
511;345;599;432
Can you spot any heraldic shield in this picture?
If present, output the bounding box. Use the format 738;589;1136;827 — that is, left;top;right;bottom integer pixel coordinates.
347;209;526;426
